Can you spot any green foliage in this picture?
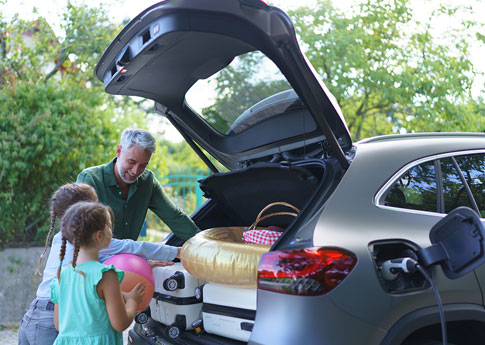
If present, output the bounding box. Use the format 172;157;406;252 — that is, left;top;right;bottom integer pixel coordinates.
152;139;219;173
0;77;115;244
0;3;138;246
6;256;22;273
0;0;216;246
289;0;485;140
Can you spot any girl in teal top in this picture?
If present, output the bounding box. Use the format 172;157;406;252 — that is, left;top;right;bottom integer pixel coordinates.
50;201;145;345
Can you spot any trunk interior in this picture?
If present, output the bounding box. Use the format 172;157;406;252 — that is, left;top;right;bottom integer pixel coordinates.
193;161;328;232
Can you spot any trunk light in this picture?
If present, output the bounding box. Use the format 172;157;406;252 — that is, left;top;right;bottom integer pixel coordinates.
257;247;357;296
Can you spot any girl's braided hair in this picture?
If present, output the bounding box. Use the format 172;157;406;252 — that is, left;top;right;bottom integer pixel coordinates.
57;201;113;280
36;183;98;275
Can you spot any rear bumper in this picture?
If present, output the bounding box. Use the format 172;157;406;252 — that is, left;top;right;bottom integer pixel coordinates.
127;317;246;345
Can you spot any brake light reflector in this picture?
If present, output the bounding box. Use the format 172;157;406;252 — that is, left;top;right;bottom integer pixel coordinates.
240;0;269;9
258;247;357;296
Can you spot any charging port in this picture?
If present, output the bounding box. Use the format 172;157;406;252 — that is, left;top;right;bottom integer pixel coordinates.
370;241;428;293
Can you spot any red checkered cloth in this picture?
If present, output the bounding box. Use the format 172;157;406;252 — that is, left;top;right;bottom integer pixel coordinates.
242;226;284;245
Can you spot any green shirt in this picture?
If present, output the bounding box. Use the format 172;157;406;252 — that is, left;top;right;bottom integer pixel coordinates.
76;158;200;241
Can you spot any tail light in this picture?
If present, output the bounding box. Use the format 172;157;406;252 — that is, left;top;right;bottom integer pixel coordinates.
257;247;357;296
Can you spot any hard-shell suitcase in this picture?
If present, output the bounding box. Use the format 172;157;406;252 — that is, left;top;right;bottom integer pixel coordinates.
149;262;205;336
202;282;257;342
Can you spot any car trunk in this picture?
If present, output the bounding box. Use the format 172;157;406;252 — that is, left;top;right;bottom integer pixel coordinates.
133;157;344;345
195;162;326;229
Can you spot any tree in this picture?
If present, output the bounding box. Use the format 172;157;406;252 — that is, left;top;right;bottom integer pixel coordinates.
0;3;147;245
289;0;485;140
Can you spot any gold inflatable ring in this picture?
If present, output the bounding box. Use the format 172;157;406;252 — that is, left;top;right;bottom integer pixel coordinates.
180;202;300;288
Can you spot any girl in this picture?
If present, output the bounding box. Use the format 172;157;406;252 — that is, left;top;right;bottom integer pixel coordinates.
18;183;180;345
19;183;99;345
51;201;144;345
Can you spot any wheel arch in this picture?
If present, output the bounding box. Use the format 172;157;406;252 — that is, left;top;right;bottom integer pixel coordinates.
380;304;485;345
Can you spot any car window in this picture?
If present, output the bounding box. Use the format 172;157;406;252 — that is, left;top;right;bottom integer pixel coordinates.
454;153;485;217
440;157;475;213
185;51;292;135
384;161;437;212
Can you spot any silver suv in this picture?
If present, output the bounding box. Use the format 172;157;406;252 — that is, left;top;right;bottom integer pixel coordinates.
96;1;485;344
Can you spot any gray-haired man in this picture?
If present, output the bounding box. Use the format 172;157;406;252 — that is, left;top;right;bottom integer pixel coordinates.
76;128;200;241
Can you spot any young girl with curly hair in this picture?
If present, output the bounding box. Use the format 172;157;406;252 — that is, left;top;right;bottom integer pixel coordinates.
18;183;180;345
51;201;144;345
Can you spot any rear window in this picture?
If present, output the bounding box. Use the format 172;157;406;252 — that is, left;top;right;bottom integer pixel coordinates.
383;153;485;216
185;50;294;135
384;161;437;212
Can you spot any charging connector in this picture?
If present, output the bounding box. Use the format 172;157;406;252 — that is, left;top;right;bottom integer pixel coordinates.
380;257;447;345
380;257;418;281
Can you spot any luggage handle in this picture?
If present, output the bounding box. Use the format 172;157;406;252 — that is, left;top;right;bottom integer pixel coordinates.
249;202;300;230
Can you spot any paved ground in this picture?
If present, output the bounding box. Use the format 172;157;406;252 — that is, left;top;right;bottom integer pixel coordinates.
1;328;18;345
1;322;134;344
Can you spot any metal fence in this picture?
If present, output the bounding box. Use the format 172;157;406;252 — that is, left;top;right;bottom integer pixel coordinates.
141;168;211;238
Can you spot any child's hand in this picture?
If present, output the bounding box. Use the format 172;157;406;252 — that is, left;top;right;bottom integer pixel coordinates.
124;282;145;305
148;260;175;268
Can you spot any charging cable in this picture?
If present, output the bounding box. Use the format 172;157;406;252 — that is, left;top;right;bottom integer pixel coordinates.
381;258;447;345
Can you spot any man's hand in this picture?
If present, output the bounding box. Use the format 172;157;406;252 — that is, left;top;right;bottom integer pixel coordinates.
148;260;175;268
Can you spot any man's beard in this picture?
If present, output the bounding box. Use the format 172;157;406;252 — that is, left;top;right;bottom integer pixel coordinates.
117;162;138;184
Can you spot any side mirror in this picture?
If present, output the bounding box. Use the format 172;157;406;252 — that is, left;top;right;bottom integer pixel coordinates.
418;206;485;279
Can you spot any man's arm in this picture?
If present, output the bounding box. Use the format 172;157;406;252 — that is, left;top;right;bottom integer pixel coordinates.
149;176;200;241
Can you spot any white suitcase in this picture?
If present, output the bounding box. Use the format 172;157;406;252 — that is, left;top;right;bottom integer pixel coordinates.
149;262;205;332
202;283;257;342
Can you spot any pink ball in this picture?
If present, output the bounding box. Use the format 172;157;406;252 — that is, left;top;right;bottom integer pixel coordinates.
104;253;154;311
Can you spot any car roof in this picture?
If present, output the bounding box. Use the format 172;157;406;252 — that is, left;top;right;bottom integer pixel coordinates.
357;132;485;145
350;132;485;195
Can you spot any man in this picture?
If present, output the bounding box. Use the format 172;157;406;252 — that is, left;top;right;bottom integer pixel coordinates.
76;128;200;241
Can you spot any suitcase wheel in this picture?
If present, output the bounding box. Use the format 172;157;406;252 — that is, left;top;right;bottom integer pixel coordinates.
134;306;151;324
163;271;185;291
166;315;186;339
166;325;180;339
